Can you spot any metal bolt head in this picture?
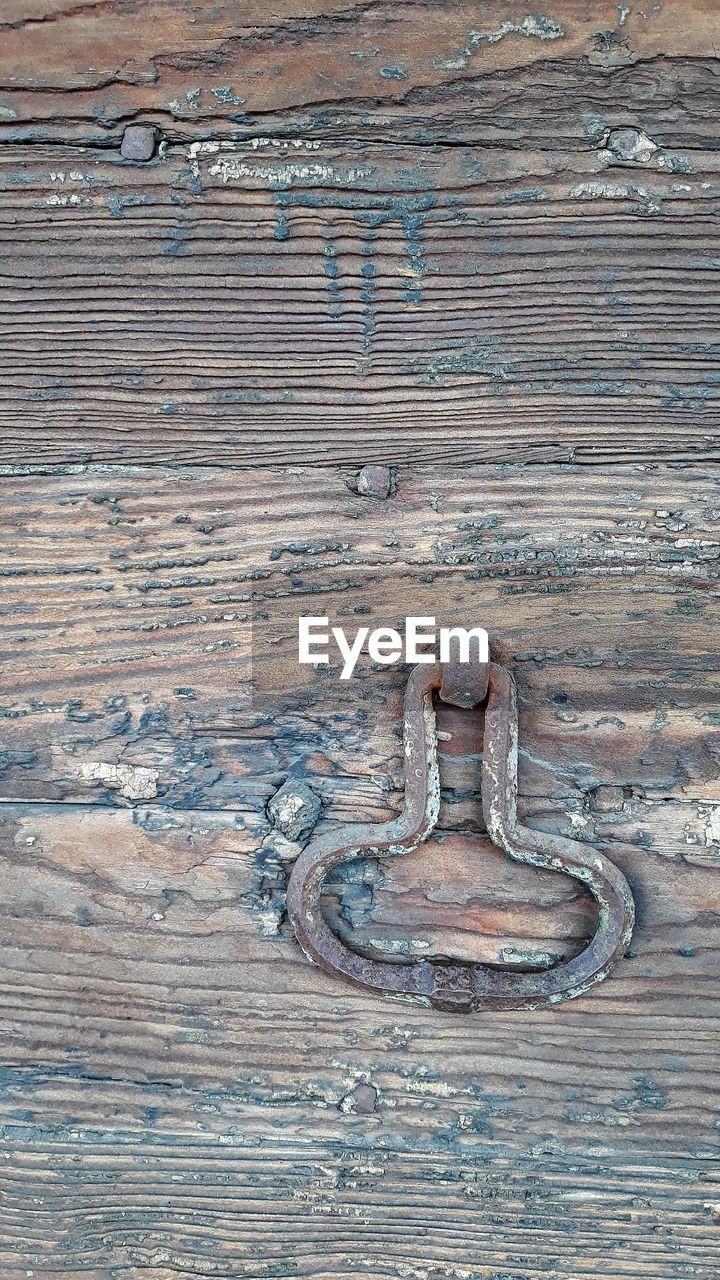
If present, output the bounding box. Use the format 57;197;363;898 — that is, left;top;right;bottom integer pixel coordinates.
120;125;157;162
356;464;392;500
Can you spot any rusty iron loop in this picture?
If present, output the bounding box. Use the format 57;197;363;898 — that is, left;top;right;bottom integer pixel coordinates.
287;660;635;1012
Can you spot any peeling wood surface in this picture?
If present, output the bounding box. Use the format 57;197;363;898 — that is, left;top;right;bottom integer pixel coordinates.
1;0;719;147
0;462;719;1275
3;140;720;466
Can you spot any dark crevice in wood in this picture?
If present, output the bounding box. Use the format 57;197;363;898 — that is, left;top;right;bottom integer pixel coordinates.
0;792;708;812
2;51;719;148
1;452;717;473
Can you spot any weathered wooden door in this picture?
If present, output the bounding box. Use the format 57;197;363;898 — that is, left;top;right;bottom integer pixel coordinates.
1;4;718;1277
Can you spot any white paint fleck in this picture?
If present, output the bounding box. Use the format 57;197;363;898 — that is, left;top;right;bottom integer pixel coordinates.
79;761;159;800
187;137;324;180
247;137;322;152
45;193;90;207
568;811;589;835
255;904;283;938
208;156;372;185
443;15;564;70
404;1078;457;1097
605;127;658;164
570;180;646;199
699;806;720;848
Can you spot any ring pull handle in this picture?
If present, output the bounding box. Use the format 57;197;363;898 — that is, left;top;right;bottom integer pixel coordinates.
287;659;635;1012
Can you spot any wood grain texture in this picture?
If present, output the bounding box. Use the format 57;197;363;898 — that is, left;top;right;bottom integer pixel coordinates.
0;1142;717;1280
1;4;719;1272
1;463;718;1274
2;139;720;466
0;795;718;1277
1;463;718;812
1;0;719;146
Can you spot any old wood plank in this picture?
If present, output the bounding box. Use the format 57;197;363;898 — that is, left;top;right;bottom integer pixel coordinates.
1;1142;718;1279
0;464;717;815
0;795;718;1276
1;790;717;963
0;1140;718;1278
1;6;718;1275
1;0;719;148
1;462;717;1048
1;142;719;465
0;802;717;1144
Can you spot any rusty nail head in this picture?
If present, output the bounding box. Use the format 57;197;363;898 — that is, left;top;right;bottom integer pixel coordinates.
604;127;657;164
121;125;157;162
351;1084;377;1114
356;465;392;499
590;784;625;814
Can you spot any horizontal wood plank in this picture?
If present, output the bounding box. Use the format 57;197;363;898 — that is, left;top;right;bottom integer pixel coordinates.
0;1140;718;1279
1;1141;712;1280
0;795;718;1275
1;141;719;465
0;801;718;1146
0;461;717;1274
1;1;719;148
1;465;718;1237
1;463;718;814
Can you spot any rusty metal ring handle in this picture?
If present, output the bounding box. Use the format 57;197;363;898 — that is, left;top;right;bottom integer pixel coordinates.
287;661;635;1011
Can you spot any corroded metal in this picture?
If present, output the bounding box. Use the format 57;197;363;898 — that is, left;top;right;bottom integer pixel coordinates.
120;124;157;161
287;659;635;1012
